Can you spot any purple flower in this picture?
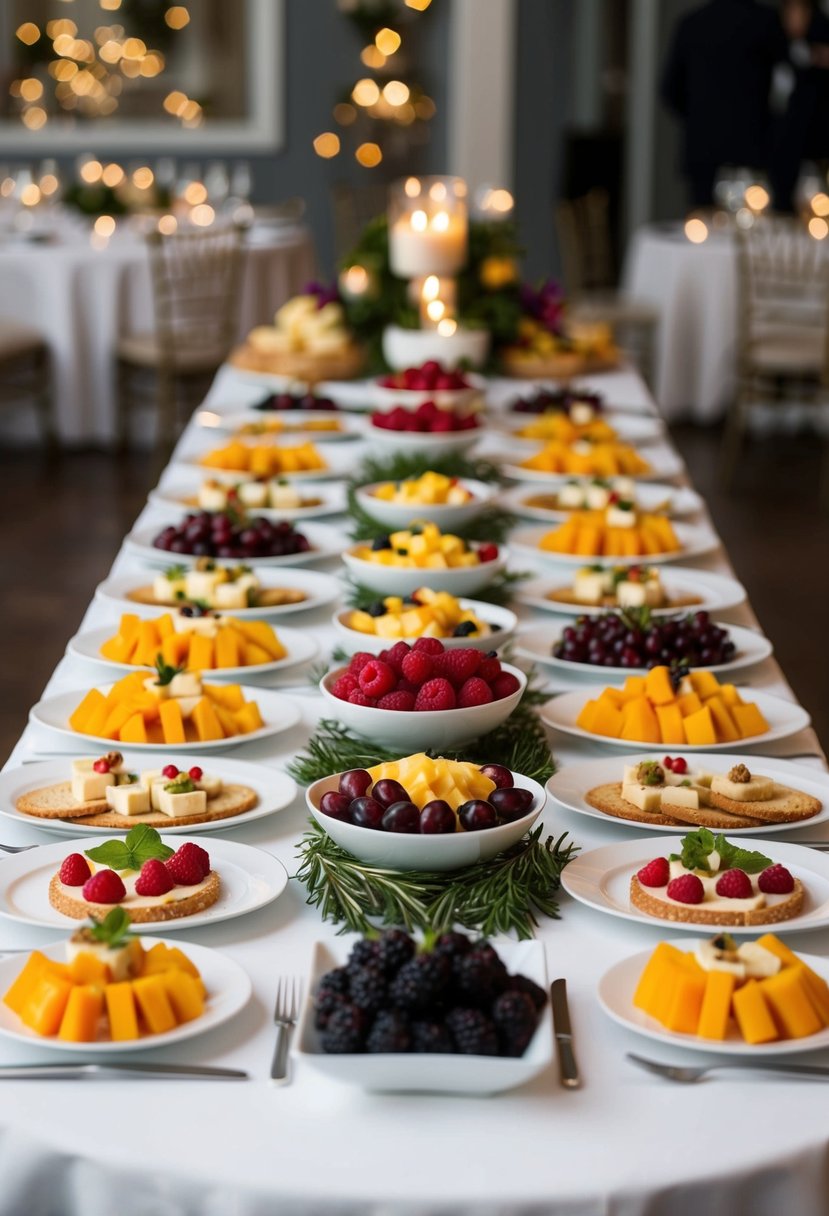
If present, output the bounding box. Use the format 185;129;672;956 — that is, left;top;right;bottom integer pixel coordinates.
519;278;565;334
303;280;341;309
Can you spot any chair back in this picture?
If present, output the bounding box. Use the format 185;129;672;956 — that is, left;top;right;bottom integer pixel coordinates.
735;218;829;382
330;181;388;261
555;189;616;296
146;222;246;368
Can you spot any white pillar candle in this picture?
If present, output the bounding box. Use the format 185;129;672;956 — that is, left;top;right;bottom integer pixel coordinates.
389;208;468;277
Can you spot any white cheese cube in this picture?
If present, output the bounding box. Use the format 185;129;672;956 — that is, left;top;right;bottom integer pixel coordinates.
585;484;610;510
157;788;208;819
173;612;221;638
195;774;223;798
154;574;184;603
621;783;663;814
616;580;646;608
269;481;301;509
150;778;169;811
559;482;586;509
710;773;775;802
71;771;116;802
570;402;595;426
66;937;135;982
198;482;228;512
185;570;225;601
169;673;202;699
737;942;781;979
573;570;609;604
607;504;636;529
143;676;169;700
659;785;700;811
106;784;150;816
139;769;163;792
238;481;269;509
614;477;636;499
213;582;248;610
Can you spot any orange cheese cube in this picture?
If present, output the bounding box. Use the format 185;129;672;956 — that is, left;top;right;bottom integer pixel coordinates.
192;697;224;742
69;689;107;734
234;701;264;734
159;698;186;745
682;705;717;746
706;696;740;743
760;966;823;1039
620;697;661;744
731;702;770;739
58;985;103;1043
105;982;139;1041
120;712;148;744
19;973;73;1037
656;703;685;745
697;971;736;1040
644;666;675;706
732;980;778;1044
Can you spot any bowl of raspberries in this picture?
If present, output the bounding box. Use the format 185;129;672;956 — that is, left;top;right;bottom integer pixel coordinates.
320;640;527;748
368;401;482;458
293;930;552;1093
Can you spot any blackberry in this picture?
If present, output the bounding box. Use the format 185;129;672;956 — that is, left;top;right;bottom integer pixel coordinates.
366;1009;412;1053
452;945;509;1007
371;535;391;551
492;991;538;1057
445;1007;498;1056
347;938;380;972
411;1020;454;1054
433;930;473;961
505;973;547;1012
349;962;388;1016
376;928;415;975
320;1003;366;1054
452;621;477;637
314;987;348;1031
318;966;350;996
389;951;452;1013
367;600;386;617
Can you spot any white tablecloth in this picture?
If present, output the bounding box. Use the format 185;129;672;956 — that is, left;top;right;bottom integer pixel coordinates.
1;364;827;1215
0;219;316;446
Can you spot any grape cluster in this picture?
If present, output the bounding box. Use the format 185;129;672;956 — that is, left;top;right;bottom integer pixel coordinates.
153;512;311;559
552;609;737;670
255;391;337;412
316;930;547;1057
319;763;535;835
510;388;603;416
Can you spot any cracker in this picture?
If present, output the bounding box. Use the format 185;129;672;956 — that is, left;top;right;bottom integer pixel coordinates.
16;782;111;820
585;782;687;827
651;801;765;830
630;875;804;926
75;783;258;828
48;870;221;924
707;784;821;824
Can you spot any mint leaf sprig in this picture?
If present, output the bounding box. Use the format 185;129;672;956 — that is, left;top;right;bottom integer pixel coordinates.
153;656;185;686
85;825;174;871
88;907;132;947
678;828;771;875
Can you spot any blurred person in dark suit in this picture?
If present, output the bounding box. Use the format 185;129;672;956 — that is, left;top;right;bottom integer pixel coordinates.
662;0;788;207
771;0;829;210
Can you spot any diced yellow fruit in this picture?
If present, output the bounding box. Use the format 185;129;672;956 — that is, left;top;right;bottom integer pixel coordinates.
732;980;778;1044
58;985;103;1042
688;670;721;700
204;684;245;711
620;697;661;744
234;702;264;734
105;982;140;1041
69;689;107;734
161;970;205;1022
3;952;54;1016
192;697;224;742
645;666;675;706
682;705;717;746
159;698;186;745
760;966;823;1039
132;975;178;1034
697;971;735;1040
706;695;740;743
120;712;148;744
69;952;111;985
656;703;685;745
731;703;770;739
19;973;73;1036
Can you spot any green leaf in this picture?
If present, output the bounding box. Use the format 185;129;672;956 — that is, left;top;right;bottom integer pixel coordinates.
85;824;174;871
714;835;772;875
153;655;185;686
88;907;131;947
678;828;717;872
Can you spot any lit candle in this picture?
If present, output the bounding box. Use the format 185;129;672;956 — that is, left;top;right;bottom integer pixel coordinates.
389;208;467;276
339;264;373;300
418;274;457;328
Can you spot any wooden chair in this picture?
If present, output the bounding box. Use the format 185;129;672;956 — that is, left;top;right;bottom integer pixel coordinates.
116;222;246;454
555;189;658;382
0;322;54;452
722;218;829;506
330;181;388;262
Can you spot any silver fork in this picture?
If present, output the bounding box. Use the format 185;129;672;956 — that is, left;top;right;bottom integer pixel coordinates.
0;844;37;854
627;1052;829;1084
270;976;302;1085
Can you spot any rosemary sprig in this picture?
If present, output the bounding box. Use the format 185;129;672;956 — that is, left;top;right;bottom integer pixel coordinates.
342;567;529;610
351;450;503;489
294;822;578;939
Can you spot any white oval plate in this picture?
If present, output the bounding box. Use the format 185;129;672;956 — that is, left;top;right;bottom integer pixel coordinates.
67;624;319;682
563;835;829;935
498;413;664;447
355;478;497;531
0;936;251;1054
29;686;303;753
540;688;811;751
294;938;552;1093
149;478;347;522
500;443;684;484
598;939;829;1057
341;548;506;597
546;752;829;836
0;755;298;837
331;597;517;655
0;836;288;933
515;621;772;680
516;568;748;618
499;482;704;521
95;567;343;621
174;440;360;481
124;520;344;569
509;522;720;568
209;410;365;442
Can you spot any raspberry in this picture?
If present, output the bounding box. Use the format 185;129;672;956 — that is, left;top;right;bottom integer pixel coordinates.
401;650;434;685
457;677;494;708
432;649;481;687
396;677;419;696
347;651;376;677
188;766;203;781
477;543;499;563
665;873;705;904
358;659;396;698
715;868;754;898
59;853;91;887
82;869;126;904
135;858;174;896
758;864;795;895
414;678;457;711
376;690;415;710
663;756;675;771
477;653;502;682
491;671;521;700
332;673;358;700
348;690;376;706
384;641;411;673
166;842;211;886
162;764;179;779
637;857;670;888
412;637;444;655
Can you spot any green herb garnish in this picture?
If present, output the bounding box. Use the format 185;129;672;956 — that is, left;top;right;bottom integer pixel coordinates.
87;907;132;948
164;565;187;582
679;828;772;875
85;824;174;871
164;775;196;793
152;655;185;686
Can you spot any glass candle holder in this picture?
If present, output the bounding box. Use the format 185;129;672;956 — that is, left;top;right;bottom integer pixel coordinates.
388;175;468;278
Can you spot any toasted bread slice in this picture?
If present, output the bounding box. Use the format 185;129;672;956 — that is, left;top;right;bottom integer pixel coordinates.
630;875;804;926
49;870;221;923
585;782;687;827
707;783;820;823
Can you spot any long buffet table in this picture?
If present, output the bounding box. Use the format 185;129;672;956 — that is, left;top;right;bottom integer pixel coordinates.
1;362;827;1216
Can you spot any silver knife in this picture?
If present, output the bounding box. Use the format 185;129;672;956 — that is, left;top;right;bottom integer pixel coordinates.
0;1062;248;1080
550;978;580;1089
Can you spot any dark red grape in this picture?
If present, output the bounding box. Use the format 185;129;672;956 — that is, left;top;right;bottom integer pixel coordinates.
320;791;352;820
458;800;498;831
372;779;411;808
382;801;420;833
338;769;373;800
419;800;456;834
349;796;385;830
489;787;534;822
479;763;513;789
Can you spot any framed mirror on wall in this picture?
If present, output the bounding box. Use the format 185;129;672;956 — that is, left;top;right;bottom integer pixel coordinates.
0;0;282;150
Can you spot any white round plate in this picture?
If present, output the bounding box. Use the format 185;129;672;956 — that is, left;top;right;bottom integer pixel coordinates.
209;410;365;442
331;598;517;655
124;520;344;568
0;936;251;1054
355;478;496;531
563;835;829;935
0;755;298;837
67;624;319;682
341;548;506;597
546;752;829;837
500;443;684;484
499;414;664;447
0;836;289;933
499;482;704;521
541;687;811;751
516;568;748;618
174;440;360;481
515;621;772;680
598;939;829;1056
294;938;552;1093
149;478;347;521
29;686;303;753
509;522;720;568
366;422;481;458
95;567;343;621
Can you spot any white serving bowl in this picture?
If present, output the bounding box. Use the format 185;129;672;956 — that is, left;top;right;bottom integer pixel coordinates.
331;598;517;655
366;421;482;459
381;325;491;376
372;370;487;413
341;547;506;597
355;478;496;531
306;766;544;871
319;662;526;749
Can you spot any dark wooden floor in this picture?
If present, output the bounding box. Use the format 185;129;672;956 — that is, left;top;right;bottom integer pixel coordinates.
1;425;827;764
